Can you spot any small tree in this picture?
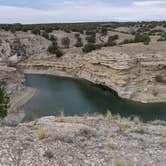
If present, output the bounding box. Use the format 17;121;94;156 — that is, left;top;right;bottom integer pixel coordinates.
0;84;9;118
61;37;70;48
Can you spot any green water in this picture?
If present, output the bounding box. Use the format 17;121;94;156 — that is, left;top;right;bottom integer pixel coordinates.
23;74;166;122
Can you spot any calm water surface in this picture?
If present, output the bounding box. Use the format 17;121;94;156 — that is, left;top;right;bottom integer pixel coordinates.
23;74;166;122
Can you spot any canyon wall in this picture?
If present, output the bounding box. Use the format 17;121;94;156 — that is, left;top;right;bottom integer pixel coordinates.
0;30;166;103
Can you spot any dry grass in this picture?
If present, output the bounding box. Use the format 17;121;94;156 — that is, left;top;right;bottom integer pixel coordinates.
114;159;126;166
132;116;140;125
117;123;128;133
38;128;46;140
44;149;54;159
55;112;65;122
107;138;116;149
83;113;88;120
105;110;112;121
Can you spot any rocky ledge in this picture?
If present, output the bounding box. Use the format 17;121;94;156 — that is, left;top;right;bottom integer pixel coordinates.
0;115;166;166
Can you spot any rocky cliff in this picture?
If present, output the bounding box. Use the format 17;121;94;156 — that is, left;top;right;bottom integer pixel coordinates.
21;49;166;103
1;30;166;103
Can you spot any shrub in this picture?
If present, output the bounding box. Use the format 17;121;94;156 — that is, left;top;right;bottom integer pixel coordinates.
105;36;117;46
86;34;96;43
134;33;151;45
42;31;49;40
120;39;134;45
75;38;83;47
105;110;112;120
47;42;63;57
75;34;83;47
101;27;107;36
155;75;166;83
38;128;46;140
82;43;102;53
108;35;119;41
44;149;54;159
61;37;70;48
31;27;40;35
82;43;95;53
54;49;64;57
75;33;80;38
0;84;9;118
85;31;96;35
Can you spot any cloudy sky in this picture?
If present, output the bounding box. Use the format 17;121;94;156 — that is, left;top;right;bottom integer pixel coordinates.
0;0;166;23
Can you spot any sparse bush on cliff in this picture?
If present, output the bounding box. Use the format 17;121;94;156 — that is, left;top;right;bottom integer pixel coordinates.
155;75;166;83
0;84;9;118
75;34;83;47
120;33;150;45
108;35;119;41
101;27;108;36
41;31;49;40
134;33;151;45
31;27;40;35
82;43;102;53
47;42;63;57
120;39;134;45
61;37;70;48
86;33;96;43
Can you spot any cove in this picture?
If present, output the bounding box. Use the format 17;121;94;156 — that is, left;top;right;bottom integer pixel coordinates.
23;74;166;122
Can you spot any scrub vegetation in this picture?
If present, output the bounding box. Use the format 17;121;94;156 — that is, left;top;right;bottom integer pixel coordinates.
0;84;9;118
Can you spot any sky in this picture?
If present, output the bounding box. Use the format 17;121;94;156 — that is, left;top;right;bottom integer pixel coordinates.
0;0;166;24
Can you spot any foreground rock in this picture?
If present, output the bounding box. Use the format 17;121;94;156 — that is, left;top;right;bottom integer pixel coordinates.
0;116;166;166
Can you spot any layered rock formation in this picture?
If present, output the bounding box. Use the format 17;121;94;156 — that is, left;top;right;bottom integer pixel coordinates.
20;49;166;103
0;30;166;103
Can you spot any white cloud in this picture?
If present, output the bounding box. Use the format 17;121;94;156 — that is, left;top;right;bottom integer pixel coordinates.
0;1;166;23
133;0;166;6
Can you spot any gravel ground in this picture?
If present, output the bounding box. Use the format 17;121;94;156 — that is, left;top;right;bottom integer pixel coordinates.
0;115;166;166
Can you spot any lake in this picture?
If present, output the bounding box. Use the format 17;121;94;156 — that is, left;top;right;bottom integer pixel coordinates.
23;74;166;122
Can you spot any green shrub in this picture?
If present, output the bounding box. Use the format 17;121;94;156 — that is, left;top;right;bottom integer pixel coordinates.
61;37;70;48
54;48;64;57
0;84;9;118
134;33;151;45
82;43;102;53
105;35;118;46
120;39;134;45
108;35;119;41
31;27;40;35
75;39;83;47
47;42;63;57
42;31;49;39
86;34;96;43
101;28;108;36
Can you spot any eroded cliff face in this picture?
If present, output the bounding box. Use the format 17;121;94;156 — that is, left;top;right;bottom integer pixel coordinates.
0;30;166;103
